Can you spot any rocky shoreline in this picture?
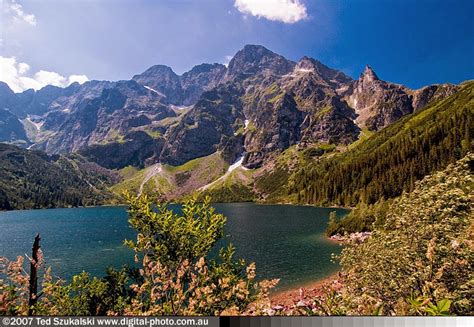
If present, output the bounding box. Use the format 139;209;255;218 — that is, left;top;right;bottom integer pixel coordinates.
267;232;372;313
269;273;343;311
329;231;371;243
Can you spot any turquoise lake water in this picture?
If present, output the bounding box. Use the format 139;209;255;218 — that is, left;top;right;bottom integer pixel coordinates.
0;203;347;290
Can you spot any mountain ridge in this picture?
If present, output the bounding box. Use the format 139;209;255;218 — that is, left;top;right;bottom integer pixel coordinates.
0;44;463;171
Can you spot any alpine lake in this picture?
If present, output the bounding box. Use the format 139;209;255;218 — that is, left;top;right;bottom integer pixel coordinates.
0;203;348;291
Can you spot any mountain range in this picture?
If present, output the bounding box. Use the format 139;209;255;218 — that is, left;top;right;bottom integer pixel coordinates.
0;44;471;209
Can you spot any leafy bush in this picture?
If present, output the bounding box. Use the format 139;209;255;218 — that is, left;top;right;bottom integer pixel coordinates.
122;194;278;315
0;256;137;316
0;195;277;316
337;154;473;315
325;200;391;236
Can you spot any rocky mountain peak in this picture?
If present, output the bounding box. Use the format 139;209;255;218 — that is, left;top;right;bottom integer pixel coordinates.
180;63;227;105
350;65;415;131
185;63;226;75
292;56;353;88
240;44;276;58
295;56;317;71
360;65;379;83
0;81;15;96
134;64;177;78
225;44;295;79
132;64;182;104
132;64;180;89
0;82;17;113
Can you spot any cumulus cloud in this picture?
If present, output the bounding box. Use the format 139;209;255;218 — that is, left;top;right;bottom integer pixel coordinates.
234;0;308;24
0;56;89;93
17;62;30;74
4;0;37;26
68;75;90;85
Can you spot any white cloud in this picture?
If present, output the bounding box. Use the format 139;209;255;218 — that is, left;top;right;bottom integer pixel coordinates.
4;0;37;26
0;56;89;93
17;62;30;74
234;0;308;24
68;75;89;85
34;70;67;87
223;55;234;67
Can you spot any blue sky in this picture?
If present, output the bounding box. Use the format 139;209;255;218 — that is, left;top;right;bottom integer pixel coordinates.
1;0;473;92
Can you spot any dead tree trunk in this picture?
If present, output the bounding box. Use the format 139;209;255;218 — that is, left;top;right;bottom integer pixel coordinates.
28;234;41;315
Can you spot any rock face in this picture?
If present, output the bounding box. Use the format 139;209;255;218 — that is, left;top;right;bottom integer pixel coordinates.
0;109;28;144
347;65;413;131
180;63;227;105
36;80;175;155
225;44;295;82
345;66;459;131
0;83;29;144
132;65;182;104
412;84;459;110
0;82;20;113
79;131;164;169
10;83;87;118
132;63;226;106
280;57;359;146
0;44;462;169
244;92;303;168
160;84;244;165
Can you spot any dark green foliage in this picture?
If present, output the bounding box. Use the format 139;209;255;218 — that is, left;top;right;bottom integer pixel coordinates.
325;200;390;236
292;82;474;206
119;194;267;315
33;266;140;316
301;145;335;160
197;184;255;203
254;165;290;202
124;194;226;266
0;144;118;210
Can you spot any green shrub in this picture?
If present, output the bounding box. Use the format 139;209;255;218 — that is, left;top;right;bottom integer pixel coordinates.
0;195;277;316
325;200;391;236
338;154;473;315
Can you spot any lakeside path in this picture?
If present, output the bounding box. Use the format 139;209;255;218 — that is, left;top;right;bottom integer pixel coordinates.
270;272;342;307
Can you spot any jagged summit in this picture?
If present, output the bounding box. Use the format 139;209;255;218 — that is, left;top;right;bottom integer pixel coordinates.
133;64;178;81
131;64;181;104
228;44;278;69
295;56;317;71
294;56;352;85
0;81;15;94
185;63;226;75
0;44;461;171
360;65;379;83
240;44;276;56
225;44;295;79
131;62;227;106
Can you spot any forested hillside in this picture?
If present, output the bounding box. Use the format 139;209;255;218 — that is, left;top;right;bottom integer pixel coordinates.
0;144;119;210
290;81;473;206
